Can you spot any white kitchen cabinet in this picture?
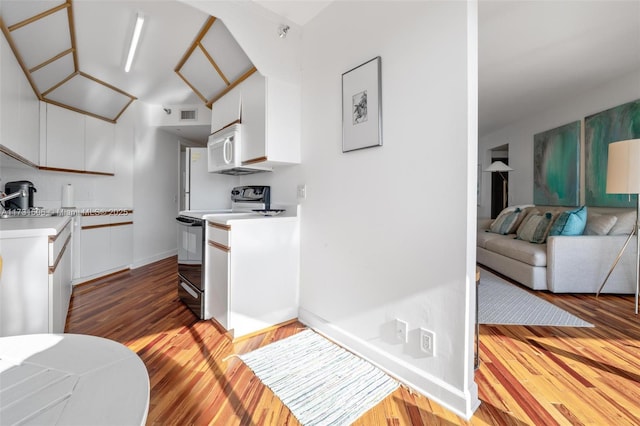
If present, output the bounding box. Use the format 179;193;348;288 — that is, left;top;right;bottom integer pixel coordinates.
206;222;230;328
39;103;116;174
205;215;299;339
0;34;40;165
0;217;72;337
210;84;242;134
240;73;300;166
78;212;133;283
85;115;115;174
42;103;85;171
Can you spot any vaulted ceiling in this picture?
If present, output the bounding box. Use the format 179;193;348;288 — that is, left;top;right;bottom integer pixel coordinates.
0;0;257;123
1;1;638;136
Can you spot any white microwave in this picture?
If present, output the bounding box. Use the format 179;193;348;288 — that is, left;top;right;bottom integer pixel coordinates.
207;124;271;175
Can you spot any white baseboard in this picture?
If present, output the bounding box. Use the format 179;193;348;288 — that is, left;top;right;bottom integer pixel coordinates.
132;249;177;269
298;307;480;420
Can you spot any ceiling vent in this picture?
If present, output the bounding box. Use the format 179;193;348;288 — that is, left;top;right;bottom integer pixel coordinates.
180;109;197;121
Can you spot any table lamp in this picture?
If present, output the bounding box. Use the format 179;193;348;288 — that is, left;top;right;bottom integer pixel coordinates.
484;160;513;210
596;138;640;314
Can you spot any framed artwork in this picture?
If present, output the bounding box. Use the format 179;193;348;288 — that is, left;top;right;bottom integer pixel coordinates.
585;99;640;207
533;121;580;206
342;56;382;152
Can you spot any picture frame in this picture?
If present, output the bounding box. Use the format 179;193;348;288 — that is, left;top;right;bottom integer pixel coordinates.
342;56;382;152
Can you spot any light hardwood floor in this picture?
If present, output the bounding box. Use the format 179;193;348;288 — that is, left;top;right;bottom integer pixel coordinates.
65;257;640;425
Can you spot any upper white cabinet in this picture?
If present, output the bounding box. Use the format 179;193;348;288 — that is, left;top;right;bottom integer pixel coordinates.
85;115;115;174
40;103;115;175
0;34;40;164
210;72;300;166
242;73;301;165
43;103;85;171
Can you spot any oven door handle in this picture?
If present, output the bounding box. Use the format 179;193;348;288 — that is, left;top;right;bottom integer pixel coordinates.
176;216;201;226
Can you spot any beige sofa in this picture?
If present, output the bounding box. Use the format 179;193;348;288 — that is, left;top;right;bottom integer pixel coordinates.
477;206;637;293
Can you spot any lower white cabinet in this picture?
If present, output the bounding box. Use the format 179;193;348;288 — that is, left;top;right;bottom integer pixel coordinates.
205;216;299;338
77;212;133;283
0;218;72;337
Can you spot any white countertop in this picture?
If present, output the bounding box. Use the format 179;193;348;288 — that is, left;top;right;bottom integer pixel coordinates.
0;334;149;425
204;206;299;225
0;216;71;239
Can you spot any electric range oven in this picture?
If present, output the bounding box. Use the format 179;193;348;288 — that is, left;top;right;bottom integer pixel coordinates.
176;185;270;319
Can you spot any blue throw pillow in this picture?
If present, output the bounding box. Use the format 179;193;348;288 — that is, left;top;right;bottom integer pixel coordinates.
549;206;587;236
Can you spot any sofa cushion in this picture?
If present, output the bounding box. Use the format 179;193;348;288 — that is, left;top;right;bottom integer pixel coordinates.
488;207;529;235
549;206;587;236
477;230;512;249
516;211;557;243
585;213;618;235
484;238;547;267
609;210;636;235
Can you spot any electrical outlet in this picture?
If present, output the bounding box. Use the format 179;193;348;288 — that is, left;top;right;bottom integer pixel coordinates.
420;328;436;356
395;319;408;343
297;184;306;199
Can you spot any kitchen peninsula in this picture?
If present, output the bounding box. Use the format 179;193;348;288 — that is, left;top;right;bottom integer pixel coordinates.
0;215;72;336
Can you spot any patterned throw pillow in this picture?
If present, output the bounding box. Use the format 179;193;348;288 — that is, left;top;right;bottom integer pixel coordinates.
549;206;587;236
516;212;556;244
489;208;524;235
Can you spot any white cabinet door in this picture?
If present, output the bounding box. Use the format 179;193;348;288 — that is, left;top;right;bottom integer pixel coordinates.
78;214;133;282
1;35;40;164
207;242;230;329
49;239;72;333
80;226;110;278
110;221;133;270
206;223;230;329
238;72;301;165
44;104;85;170
241;73;267;163
211;85;241;134
85;115;115;174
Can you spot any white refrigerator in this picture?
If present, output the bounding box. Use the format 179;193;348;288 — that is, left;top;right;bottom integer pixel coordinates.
182;147;234;210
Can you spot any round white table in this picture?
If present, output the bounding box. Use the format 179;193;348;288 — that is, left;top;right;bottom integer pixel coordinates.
0;334;149;425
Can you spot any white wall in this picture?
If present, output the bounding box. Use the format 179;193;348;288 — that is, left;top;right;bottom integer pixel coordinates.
478;70;640;218
237;1;480;418
131;102;181;267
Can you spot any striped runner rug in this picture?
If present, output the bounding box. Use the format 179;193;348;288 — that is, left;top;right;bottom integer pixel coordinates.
479;269;594;327
238;329;399;425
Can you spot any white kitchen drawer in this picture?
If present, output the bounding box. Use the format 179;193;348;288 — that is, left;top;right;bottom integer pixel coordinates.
49;220;72;267
207;221;230;247
81;215;111;227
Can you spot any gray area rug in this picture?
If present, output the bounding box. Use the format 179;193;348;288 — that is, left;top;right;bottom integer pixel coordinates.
479;269;594;327
238;329;399;426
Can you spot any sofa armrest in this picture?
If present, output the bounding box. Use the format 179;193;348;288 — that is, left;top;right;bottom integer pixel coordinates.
547;234;637;293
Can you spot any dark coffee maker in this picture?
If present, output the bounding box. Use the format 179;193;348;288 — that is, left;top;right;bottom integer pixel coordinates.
4;181;37;210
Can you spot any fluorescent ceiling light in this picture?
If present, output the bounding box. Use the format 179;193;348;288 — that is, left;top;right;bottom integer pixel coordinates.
124;14;145;73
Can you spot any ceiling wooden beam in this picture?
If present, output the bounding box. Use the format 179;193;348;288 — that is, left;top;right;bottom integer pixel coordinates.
66;0;79;71
29;48;75;73
6;2;70;32
175;16;216;72
0;17;43;101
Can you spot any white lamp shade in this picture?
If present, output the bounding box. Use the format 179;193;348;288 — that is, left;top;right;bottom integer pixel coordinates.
606;139;640;194
484;161;513;172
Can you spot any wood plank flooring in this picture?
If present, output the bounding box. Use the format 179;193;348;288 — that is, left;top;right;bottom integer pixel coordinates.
65;257;640;425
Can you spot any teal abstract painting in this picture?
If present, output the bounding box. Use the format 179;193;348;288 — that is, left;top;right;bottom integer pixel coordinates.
533;121;580;206
585;99;640;207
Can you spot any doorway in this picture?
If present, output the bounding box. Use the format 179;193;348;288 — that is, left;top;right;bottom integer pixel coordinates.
490;145;509;219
